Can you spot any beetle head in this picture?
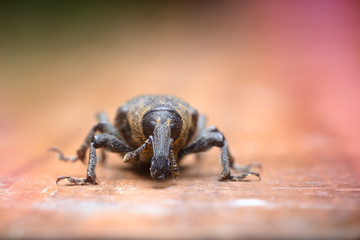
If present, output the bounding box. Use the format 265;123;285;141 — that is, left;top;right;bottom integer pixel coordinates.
142;107;182;181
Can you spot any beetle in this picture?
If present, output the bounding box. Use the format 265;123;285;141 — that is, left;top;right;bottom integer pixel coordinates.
51;95;261;185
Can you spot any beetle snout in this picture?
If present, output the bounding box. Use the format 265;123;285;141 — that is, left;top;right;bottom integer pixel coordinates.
150;156;170;181
151;171;168;181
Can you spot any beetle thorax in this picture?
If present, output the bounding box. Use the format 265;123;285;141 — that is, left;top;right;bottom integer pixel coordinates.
141;107;182;140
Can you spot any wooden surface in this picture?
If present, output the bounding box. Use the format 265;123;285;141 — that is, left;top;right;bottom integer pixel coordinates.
1;1;360;239
1;147;360;239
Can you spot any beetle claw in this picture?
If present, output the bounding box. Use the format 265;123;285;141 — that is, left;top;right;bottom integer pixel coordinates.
49;147;80;162
219;171;261;181
56;176;99;185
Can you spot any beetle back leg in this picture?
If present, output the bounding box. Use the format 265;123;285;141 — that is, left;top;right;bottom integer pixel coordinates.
50;111;121;163
179;127;261;181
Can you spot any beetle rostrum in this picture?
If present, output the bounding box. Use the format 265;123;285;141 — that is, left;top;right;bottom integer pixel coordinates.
142;107;182;180
51;95;261;185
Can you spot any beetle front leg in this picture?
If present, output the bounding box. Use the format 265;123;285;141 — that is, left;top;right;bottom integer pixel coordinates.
56;141;99;185
56;134;132;185
179;127;260;181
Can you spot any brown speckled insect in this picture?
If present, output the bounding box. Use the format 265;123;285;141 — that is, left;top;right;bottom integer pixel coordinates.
52;95;261;185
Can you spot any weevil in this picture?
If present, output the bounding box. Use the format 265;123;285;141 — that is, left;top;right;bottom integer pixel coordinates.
51;95;261;185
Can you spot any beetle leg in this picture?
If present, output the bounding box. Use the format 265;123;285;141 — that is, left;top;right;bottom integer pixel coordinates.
179;127;261;181
195;114;207;135
56;175;99;185
56;141;99;185
50;111;121;163
123;137;152;163
56;134;133;185
194;114;207;161
49;147;78;162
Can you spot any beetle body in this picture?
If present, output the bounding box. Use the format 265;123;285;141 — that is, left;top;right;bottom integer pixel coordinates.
115;95;197;162
114;95;198;180
53;95;260;184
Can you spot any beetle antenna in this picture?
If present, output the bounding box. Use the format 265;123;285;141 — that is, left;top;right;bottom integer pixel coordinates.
169;140;180;178
123;137;152;162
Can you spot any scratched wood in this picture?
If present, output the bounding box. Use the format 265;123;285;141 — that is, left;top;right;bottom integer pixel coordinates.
1;1;360;239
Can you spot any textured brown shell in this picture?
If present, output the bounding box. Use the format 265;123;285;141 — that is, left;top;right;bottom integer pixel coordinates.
115;95;198;157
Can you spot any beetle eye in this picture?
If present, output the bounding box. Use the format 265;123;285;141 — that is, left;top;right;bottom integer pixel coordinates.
170;120;181;140
142;118;157;138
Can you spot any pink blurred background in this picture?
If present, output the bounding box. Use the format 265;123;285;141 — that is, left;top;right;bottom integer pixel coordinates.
261;0;360;157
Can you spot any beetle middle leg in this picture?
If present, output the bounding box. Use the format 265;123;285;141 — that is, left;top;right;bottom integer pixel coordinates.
51;111;121;163
56;134;133;185
178;127;261;181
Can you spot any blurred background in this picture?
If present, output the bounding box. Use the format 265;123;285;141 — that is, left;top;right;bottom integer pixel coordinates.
1;1;360;238
1;0;359;170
